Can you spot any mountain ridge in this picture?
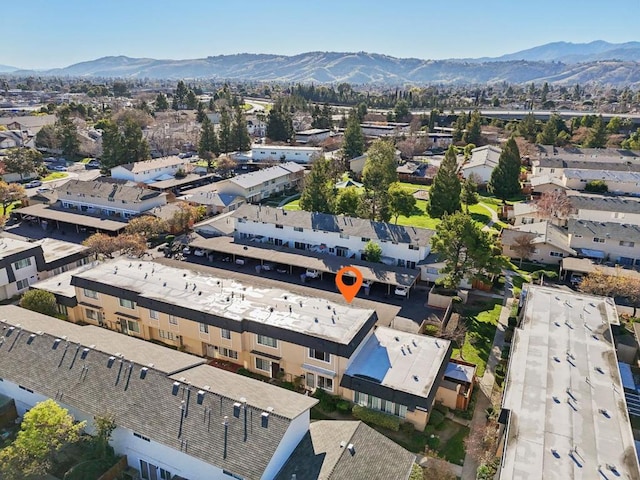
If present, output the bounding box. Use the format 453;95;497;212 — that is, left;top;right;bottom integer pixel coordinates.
5;41;640;86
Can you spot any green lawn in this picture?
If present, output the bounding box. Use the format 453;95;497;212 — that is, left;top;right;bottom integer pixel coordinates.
42;172;69;182
437;424;470;465
283;199;301;211
395;199;441;229
452;299;503;376
80;157;93;164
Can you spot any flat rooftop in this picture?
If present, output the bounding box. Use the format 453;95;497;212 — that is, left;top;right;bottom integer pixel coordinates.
15;204;128;232
74;259;376;345
0;236;39;259
0;305;204;375
32;262;99;298
500;285;640;480
344;326;450;399
35;237;89;264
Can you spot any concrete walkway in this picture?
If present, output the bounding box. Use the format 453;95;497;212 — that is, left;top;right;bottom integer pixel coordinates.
460;273;515;480
478;202;499;232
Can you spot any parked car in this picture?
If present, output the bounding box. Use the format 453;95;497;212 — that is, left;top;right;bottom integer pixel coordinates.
262;263;275;271
235;257;246;265
85;160;101;169
52;165;68;172
394;286;409;297
305;269;320;279
182;246;192;255
276;264;288;274
25;180;42;188
194;249;206;257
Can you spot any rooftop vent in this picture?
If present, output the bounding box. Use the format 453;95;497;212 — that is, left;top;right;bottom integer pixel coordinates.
107;356;115;368
52;338;61;350
340;441;347;448
261;411;269;428
197;390;205;405
413;375;419;382
347;443;355;455
6;327;15;337
140;367;148;380
26;334;36;345
172;382;181;396
233;402;242;418
80;348;90;360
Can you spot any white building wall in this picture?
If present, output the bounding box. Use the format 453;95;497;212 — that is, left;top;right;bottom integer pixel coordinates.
261;411;310;480
111;160;188;183
576;209;640;227
569;235;640;264
235;220;429;266
2;256;39;300
531;165;564;178
563;176;640;195
58;195;166;216
461;164;494;184
251;147;321;164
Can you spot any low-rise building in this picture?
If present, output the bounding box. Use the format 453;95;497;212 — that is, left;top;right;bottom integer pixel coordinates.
531;156;640;178
501;221;575;264
562;169;640;195
295;128;331;144
498;285;640;480
360;122;410;137
110;156;190;183
251;145;322;164
232;204;434;269
568;191;640;227
460;145;502;185
182;191;245;215
568;218;640;266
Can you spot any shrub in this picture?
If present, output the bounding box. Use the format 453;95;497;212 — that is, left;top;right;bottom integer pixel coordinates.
165;235;175;245
508;316;518;328
426;434;440;450
313;389;339;412
428;409;445;428
400;421;416;435
336;400;352;413
352;405;400;431
585;179;608;193
433;403;449;416
423;324;440;336
500;346;511;360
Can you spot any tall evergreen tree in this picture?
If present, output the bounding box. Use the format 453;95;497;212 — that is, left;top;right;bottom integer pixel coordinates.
231;106;251;152
517;113;538;142
266;106;294;142
427;145;461;218
55;106;80;158
584;115;608;148
99;119;123;169
536;117;558;145
218;108;232;153
155;93;169;112
342;110;364;160
198;116;219;171
488;137;521;200
359;140;398;221
299;157;334;213
174;80;189;109
121;118;150;163
463;110;482;145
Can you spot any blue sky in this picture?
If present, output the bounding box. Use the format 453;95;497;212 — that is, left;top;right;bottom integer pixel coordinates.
4;0;639;69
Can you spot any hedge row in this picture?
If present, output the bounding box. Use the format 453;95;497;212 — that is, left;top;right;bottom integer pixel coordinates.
352;405;400;431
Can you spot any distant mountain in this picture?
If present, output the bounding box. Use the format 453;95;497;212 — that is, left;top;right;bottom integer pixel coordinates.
7;42;640;86
0;64;17;73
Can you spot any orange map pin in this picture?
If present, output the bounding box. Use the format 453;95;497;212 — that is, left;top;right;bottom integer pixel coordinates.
336;266;363;303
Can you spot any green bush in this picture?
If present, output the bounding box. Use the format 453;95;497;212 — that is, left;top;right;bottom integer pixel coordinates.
530;269;558;281
165;235;175;245
400;421;416;434
352;405;400;431
313;389;339;412
433;403;449;416
508;316;518;328
426;435;440;450
428;409;445;427
501;346;511;360
336;400;352;413
423;324;440;336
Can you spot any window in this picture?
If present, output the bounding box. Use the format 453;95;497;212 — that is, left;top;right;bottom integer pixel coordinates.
593;238;605;243
354;392;407;418
221;347;238;360
317;375;333;392
199;323;209;334
521;217;534;225
221;328;231;339
361;237;370;242
149;309;159;320
158;330;175;340
549;251;564;258
13;258;32;270
223;470;245;480
306;372;315;389
620;240;635;247
257;334;278;348
134;432;151;442
16;279;29;290
409;244;419;250
339;233;349;239
83;288;98;299
294;227;303;232
255;357;270;372
19;385;34;393
169;315;178;325
119;298;135;309
309;348;331;363
126;320;140;334
275;224;283;229
85;309;99;321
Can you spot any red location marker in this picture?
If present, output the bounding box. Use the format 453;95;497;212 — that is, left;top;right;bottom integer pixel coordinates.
336;266;363;303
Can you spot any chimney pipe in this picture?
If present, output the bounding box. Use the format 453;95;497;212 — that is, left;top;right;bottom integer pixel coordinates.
223;416;229;459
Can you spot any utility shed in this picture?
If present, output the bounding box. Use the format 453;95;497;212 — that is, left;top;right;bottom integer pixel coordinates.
499;285;640;480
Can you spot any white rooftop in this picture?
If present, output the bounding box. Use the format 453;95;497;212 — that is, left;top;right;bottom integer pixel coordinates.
74;260;375;345
500;285;640;480
344;326;450;398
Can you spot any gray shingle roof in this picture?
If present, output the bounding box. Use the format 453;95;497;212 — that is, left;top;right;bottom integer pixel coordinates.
567;191;640;214
275;421;414;480
232;205;434;246
0;305;317;480
534;157;640;172
57;179;165;204
116;156;188;173
229;162;304;189
568;218;640;243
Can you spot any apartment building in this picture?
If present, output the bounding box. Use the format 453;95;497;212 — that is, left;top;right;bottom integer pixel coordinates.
562;169;640;195
568;219;640;266
460;145;502;185
232;204;434;269
501;222;575;265
251;145;322;164
35;259;456;429
110;156;191;183
498;285;640;480
568;191;640;227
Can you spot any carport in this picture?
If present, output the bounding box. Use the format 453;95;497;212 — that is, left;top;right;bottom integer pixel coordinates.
13;204;128;234
189;236;418;297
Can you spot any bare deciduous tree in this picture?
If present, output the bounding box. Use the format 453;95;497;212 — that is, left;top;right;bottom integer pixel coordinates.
510;233;536;267
535;190;572;219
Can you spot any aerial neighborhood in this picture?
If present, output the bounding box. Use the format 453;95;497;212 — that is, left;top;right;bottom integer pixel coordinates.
2;11;640;479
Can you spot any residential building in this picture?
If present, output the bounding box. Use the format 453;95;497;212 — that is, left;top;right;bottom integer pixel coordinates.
460;145;502;185
567;219;640;266
0;305;321;480
562;169;640;195
35;259;455;429
193;211;237;238
182;191;245;215
34;237;93;279
275;420;415;480
568;191;640;227
360;122;410;137
341;327;452;429
498;285;640;480
295;128;331;144
0;130;24;149
510;202;564;227
232;204;434;268
527;174;568;195
531;156;640;178
110;156;191;183
396;162;438;185
56;179;167;219
349;154;368;177
501;222;575;265
251;145;322;164
427;132;453;148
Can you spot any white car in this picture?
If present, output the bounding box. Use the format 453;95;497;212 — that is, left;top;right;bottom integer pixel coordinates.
193;249;206;257
305;269;320;279
394;286;409;297
262;263;275;271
